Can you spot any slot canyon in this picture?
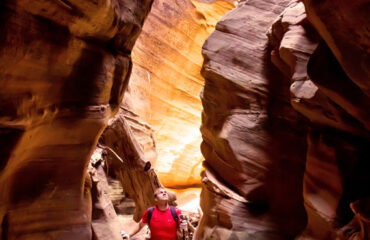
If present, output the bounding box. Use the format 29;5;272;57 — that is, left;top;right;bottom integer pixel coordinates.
0;0;369;239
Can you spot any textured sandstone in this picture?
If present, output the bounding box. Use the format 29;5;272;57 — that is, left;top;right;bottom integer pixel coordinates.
0;0;153;239
294;24;370;240
197;0;309;238
197;0;370;239
298;4;370;237
128;0;235;187
89;157;122;240
269;1;370;239
303;0;370;98
97;106;176;222
306;43;370;135
198;0;370;239
1;0;369;239
269;1;370;137
298;130;370;240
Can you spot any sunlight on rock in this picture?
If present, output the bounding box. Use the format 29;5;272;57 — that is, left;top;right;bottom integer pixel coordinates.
1;0;369;239
129;0;235;188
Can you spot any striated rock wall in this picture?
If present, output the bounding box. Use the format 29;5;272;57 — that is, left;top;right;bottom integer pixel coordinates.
88;155;123;240
97;106;169;222
127;0;235;187
303;0;370;99
271;1;370;239
299;1;370;238
198;0;308;238
198;0;370;239
0;0;153;239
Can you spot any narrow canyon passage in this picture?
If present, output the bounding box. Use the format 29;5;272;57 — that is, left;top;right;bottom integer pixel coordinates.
0;0;369;240
89;1;236;238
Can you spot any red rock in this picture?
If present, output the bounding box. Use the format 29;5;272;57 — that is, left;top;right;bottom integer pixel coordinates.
303;0;370;97
198;0;308;238
0;0;153;239
198;0;370;239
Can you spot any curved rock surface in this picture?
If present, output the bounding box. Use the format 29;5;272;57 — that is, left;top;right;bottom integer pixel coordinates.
270;1;370;239
198;0;308;238
198;0;370;239
127;0;235;187
0;0;153;239
97;106;171;222
1;0;369;239
303;0;370;98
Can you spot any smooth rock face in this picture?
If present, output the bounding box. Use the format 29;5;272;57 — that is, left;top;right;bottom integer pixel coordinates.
198;0;370;239
198;0;308;238
0;0;153;239
128;0;235;187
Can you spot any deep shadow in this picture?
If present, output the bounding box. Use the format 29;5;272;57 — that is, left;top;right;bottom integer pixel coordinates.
307;42;370;227
244;42;309;237
109;57;132;113
60;48;105;110
0;128;24;173
1;214;8;240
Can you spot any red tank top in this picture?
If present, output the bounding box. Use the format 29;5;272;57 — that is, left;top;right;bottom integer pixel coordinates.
142;206;181;240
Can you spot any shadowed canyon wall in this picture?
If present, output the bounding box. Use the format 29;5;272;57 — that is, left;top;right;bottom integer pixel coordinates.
197;0;370;239
0;0;153;239
198;0;308;238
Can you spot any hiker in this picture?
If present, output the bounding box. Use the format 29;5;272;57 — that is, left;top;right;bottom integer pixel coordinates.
121;187;186;240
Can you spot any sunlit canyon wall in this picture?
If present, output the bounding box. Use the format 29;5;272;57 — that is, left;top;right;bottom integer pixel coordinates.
125;0;235;187
197;0;370;239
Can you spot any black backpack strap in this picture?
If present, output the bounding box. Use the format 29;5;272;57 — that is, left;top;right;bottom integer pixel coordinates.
147;207;154;226
169;206;179;227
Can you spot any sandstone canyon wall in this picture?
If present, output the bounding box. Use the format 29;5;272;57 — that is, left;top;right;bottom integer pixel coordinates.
126;0;235;187
198;0;308;238
197;0;369;239
89;0;236;230
0;0;153;239
0;0;369;239
271;1;370;239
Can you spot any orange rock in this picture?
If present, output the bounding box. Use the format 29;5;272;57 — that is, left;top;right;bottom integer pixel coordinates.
0;0;153;238
126;0;235;187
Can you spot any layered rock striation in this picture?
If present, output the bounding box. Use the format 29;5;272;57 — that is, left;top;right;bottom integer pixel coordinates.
0;0;153;239
198;0;370;239
97;106;168;222
1;0;368;239
270;1;370;239
127;0;235;187
198;0;308;238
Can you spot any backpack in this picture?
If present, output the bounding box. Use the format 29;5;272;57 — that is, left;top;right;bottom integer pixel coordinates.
147;206;179;227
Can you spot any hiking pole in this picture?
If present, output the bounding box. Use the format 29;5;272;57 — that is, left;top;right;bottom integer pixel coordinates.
180;214;188;240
